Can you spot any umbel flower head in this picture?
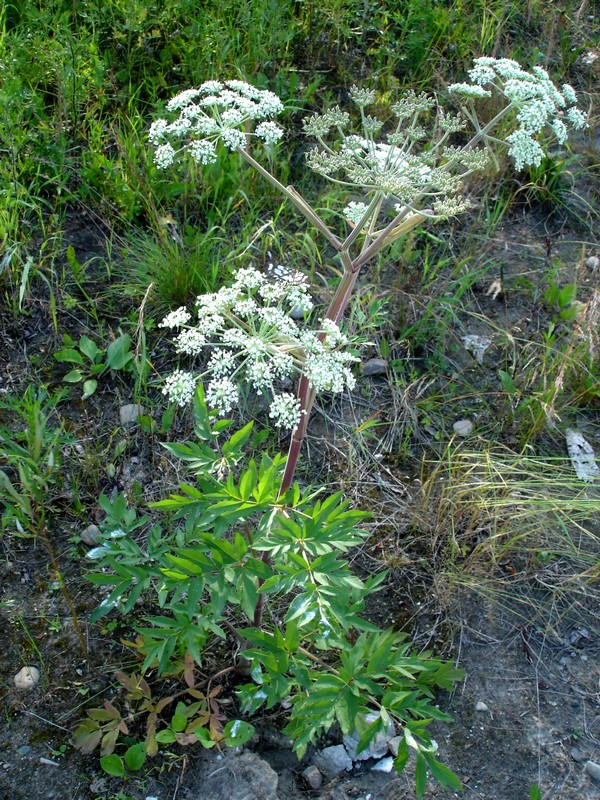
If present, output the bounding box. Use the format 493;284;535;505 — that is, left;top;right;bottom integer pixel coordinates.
302;57;586;225
160;267;359;430
149;80;284;169
448;57;587;170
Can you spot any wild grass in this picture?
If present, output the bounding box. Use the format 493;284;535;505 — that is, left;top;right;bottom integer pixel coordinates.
417;443;599;627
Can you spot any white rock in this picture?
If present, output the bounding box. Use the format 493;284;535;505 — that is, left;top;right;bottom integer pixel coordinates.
14;666;40;690
313;745;353;778
566;429;600;482
585;760;600;785
475;700;489;712
585;256;599;271
453;419;473;437
343;712;395;761
119;404;145;425
371;757;394;772
462;334;493;365
388;736;402;756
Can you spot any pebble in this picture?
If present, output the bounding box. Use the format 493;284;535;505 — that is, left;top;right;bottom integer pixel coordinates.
16;746;32;756
453;419;473;437
313;745;353;778
388;736;402;756
585;761;600;785
13;666;40;690
371;757;394;773
119;403;144;425
301;765;323;789
585;256;599;270
343;713;395;761
362;358;388;377
571;747;584;762
475;701;489;712
80;524;101;546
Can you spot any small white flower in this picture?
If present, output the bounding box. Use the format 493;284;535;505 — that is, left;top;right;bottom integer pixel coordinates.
174;328;207;355
562;84;578;106
268;393;303;430
159;307;192;329
566;106;587;129
220;127;247;151
187;139;217;164
343;201;368;226
255;121;284;145
162;370;197;406
207;349;237;378
148;118;168;144
206;377;239;415
448;83;492;98
154;142;176;169
505;129;544;170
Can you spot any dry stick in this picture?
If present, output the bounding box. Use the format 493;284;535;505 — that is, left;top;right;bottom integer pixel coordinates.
38;525;88;657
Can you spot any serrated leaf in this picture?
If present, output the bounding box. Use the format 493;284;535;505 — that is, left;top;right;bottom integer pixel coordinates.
424;754;462;791
415;750;427;799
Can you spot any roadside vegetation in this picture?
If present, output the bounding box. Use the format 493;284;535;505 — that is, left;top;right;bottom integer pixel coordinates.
1;2;598;799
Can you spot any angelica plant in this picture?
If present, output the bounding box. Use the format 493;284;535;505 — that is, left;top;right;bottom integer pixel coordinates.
151;62;586;492
81;61;587;796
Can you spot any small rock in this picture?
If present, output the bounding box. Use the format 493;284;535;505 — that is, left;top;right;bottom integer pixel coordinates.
475;701;489;712
453;419;473;437
301;765;323;789
39;757;59;767
119;403;144;426
80;524;101;546
192;750;279;800
16;746;32;756
585;761;600;785
371;757;394;773
290;306;306;320
388;736;402;757
585;256;599;271
571;747;584;762
362;358;388;377
13;666;40;690
313;745;353;778
343;713;395;761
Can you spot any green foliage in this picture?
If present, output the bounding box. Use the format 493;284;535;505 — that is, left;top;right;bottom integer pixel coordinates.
0;387;71;536
54;330;134;398
80;386;463;794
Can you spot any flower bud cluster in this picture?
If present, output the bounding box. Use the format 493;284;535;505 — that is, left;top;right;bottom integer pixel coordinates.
303;83;489;221
149;80;284;169
160;267;359;431
449;57;587;170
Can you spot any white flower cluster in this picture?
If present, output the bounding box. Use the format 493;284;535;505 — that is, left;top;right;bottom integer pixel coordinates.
303;83;488;220
160;267;359;430
449;57;587;170
149;80;284;168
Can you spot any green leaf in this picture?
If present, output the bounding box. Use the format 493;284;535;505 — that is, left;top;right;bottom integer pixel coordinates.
82;379;98;400
557;284;576;308
106;334;133;370
223;720;255;747
415;750;427;799
63;368;84;383
124;742;146;771
155;729;177;743
171;712;188;732
424;754;462;791
100;754;125;777
529;785;542;800
79;335;101;362
393;738;409;774
54;348;84;365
